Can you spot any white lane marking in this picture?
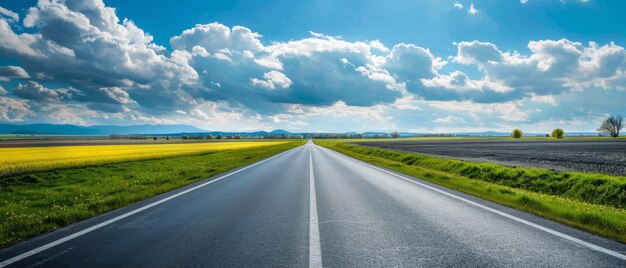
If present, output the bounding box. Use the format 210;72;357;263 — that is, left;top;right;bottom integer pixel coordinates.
0;146;302;268
309;145;323;268
315;145;626;261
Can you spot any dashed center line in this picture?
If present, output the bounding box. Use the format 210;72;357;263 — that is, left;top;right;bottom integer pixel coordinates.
308;145;323;268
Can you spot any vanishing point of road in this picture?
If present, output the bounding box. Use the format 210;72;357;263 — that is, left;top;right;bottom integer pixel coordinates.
1;141;625;267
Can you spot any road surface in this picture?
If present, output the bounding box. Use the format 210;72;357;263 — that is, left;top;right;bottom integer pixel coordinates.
1;141;625;267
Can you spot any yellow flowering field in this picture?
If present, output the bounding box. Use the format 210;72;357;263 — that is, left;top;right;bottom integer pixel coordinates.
0;141;286;177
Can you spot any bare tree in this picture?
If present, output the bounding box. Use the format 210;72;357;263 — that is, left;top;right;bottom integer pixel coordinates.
598;115;623;137
390;131;399;138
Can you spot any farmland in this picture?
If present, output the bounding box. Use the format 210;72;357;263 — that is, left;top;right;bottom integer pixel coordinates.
0;140;304;247
0;138;242;148
0;141;287;177
353;139;626;176
315;139;626;243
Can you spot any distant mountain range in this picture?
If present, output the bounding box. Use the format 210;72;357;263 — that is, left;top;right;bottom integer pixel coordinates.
0;123;603;137
0;124;206;135
0;124;307;137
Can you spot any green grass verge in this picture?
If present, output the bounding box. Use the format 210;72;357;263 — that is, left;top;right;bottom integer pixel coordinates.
0;140;304;248
315;140;626;243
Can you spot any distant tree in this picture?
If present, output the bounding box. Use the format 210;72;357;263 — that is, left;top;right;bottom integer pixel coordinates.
390;131;399;139
512;129;523;139
551;128;564;139
544;134;550;137
166;137;170;140
234;135;241;139
597;114;623;138
216;134;223;140
153;137;158;141
207;134;214;140
181;135;189;140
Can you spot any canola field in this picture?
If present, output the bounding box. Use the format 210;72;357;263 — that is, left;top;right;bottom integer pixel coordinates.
0;141;286;177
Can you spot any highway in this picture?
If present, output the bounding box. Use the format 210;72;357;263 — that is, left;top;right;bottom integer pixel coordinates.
1;141;625;267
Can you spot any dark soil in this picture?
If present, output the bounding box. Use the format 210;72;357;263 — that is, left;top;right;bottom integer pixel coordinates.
353;139;626;176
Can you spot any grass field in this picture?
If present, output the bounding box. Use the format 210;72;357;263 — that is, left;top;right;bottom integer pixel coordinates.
315;140;626;243
0;140;304;248
0;141;287;177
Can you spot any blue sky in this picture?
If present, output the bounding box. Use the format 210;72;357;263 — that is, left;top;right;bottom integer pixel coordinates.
0;0;625;132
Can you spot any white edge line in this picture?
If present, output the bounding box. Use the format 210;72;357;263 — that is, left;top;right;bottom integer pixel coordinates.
314;144;626;261
308;145;323;268
0;145;302;268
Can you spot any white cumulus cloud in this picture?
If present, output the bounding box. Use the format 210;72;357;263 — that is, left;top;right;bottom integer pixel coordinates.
0;0;623;132
250;71;292;89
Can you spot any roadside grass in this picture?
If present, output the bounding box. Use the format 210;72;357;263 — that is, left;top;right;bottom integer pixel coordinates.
315;140;626;243
0;140;304;248
0;141;288;178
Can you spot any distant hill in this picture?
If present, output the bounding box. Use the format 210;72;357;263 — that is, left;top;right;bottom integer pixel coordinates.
269;129;290;134
0;124;207;135
0;123;604;137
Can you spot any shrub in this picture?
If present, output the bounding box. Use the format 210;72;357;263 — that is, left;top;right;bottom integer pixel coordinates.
512;129;523;138
551;128;564;139
207;134;214;140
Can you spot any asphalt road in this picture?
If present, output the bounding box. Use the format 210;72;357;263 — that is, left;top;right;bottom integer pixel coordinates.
1;141;625;267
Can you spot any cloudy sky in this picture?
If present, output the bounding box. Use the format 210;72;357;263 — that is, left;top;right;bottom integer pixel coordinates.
0;0;625;132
